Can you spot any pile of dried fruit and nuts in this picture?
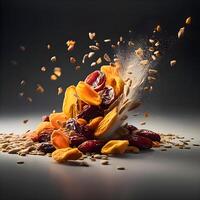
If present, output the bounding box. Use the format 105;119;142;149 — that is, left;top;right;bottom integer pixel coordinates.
18;63;162;163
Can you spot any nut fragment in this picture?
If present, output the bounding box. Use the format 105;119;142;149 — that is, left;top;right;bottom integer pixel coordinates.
51;56;57;63
178;27;185;39
89;32;96;40
155;25;161;32
41;66;46;72
70;57;76;64
104;53;111;62
96;57;102;64
54;67;62;77
89;45;99;51
170;60;176;67
88;52;95;58
57;87;63;95
185;17;192;25
51;74;57;81
36;84;45;93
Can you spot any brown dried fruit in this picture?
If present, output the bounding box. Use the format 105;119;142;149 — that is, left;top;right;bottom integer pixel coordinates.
78;140;105;153
52;147;82;162
95;107;118;138
76;81;102;106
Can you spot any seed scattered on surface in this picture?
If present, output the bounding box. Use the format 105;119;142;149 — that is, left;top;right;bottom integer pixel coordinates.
149;47;154;52
90;157;96;161
23;120;28;124
111;44;116;49
128;41;134;47
19;92;24;97
20;80;26;86
89;45;99;51
148;76;156;82
75;65;80;70
140;121;146;125
54;67;62;77
149;39;154;43
93;154;102;159
149;69;158;75
155;25;161;32
89;32;96;40
178;27;185;39
91;62;96;67
17;161;24;164
193;144;200;146
185;17;192;25
41;66;46;72
36;84;45;93
101;160;109;165
104;53;111;62
117;167;125;170
82;54;88;63
119;36;123;42
50;56;57;63
51;74;57;81
104;39;111;42
161;149;167;151
27;97;32;103
155;41;160;46
70;57;76;64
47;44;51;50
170;60;176;67
164;145;172;148
154;51;160;57
184;146;191;149
88;52;95;58
57;87;63;95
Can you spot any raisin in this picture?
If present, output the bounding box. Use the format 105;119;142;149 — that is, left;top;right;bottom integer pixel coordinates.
38;128;54;143
126;134;152;149
85;70;106;92
78;140;105;153
77;105;104;121
99;86;115;109
38;143;56;153
135;129;161;142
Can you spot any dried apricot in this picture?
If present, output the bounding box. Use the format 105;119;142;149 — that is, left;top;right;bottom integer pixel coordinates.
95;107;118;138
76;81;102;106
101;65;119;76
51;129;69;149
101;140;129;154
87;116;103;130
35;122;54;134
49;112;67;129
62;85;78;118
52;147;82;162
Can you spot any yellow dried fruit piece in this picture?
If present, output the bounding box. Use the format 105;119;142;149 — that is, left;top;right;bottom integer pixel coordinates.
51;129;69;149
35;122;54;134
95;107;118;138
77;118;87;126
101;140;129;154
101;65;124;97
62;85;78;118
49;112;68;129
87;116;103;130
76;81;102;106
52;147;82;162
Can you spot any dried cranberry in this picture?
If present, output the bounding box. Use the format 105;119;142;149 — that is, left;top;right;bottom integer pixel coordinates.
126;134;152;149
85;70;106;91
38;143;56;153
135;129;161;142
69;134;87;147
99;86;115;109
77;105;104;121
125;124;138;134
42;115;49;122
78;140;105;153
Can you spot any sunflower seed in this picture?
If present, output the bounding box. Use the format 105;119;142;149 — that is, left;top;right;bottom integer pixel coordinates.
185;17;192;25
104;39;111;42
89;32;96;40
70;57;76;64
135;48;144;59
149;47;154;52
57;87;63;95
155;41;160;46
36;84;44;93
148;76;156;82
128;41;134;47
47;44;51;50
41;66;46;72
149;39;154;43
17;161;24;164
104;53;111;62
89;45;99;51
178;27;185;39
93;154;102;159
101;160;109;165
155;25;161;32
91;62;96;67
88;52;95;58
119;36;123;42
170;60;176;66
193;144;200;146
96;57;102;64
149;69;158;75
50;74;57;80
117;167;125;170
154;51;160;57
50;56;56;63
82;54;88;63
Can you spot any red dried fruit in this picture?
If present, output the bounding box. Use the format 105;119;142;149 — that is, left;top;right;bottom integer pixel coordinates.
85;70;106;92
125;124;138;134
77;105;104;121
78;140;105;153
135;129;161;142
99;86;115;109
126;134;152;149
69;134;87;147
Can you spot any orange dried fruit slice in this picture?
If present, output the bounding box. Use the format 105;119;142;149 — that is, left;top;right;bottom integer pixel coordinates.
62;85;78;118
87;116;103;130
51;129;69;149
101;140;129;154
52;147;82;162
76;81;102;106
35;122;54;134
49;112;67;129
94;106;118;138
100;65;119;76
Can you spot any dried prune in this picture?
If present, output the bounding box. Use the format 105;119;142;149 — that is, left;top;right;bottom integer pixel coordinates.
85;70;106;92
125;124;138;134
126;134;152;149
99;86;115;109
78;140;105;153
77;105;104;121
69;134;87;147
135;129;160;142
38;134;51;143
38;143;56;153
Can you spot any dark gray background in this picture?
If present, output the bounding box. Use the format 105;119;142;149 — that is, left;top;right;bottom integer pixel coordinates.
0;0;200;116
